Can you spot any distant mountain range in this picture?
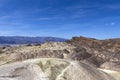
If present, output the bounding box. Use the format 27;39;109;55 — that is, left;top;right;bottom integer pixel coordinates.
0;36;66;44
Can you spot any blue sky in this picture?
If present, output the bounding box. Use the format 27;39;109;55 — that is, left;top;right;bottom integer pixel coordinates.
0;0;120;39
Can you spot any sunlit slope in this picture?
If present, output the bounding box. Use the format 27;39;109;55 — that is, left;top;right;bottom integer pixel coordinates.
0;58;115;80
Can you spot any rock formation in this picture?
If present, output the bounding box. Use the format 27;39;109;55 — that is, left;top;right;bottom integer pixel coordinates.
0;36;120;72
66;36;120;71
0;58;116;80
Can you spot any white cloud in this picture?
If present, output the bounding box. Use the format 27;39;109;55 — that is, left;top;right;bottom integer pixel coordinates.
105;22;116;26
111;22;115;25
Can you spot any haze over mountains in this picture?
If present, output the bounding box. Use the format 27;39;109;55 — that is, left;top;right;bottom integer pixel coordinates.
0;36;66;44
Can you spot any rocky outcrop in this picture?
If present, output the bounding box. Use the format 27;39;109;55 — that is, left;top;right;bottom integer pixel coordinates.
0;42;75;64
66;36;120;71
101;61;120;71
0;58;116;80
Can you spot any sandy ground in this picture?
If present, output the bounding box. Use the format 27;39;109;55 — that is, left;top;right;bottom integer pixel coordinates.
99;69;120;80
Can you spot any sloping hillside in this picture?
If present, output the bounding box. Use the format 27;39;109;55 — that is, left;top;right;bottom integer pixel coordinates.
0;58;116;80
66;36;120;71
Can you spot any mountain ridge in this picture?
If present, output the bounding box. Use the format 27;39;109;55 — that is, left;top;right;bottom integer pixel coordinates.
0;36;66;44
